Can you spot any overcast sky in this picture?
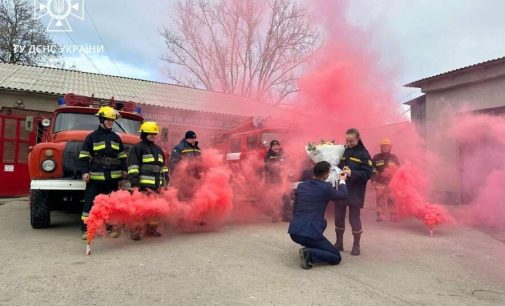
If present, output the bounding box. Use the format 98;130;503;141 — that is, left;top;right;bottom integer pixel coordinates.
45;0;505;102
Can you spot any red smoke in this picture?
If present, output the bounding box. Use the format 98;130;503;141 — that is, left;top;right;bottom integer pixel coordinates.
389;164;454;231
86;0;470;244
450;113;505;230
86;150;233;243
290;0;456;234
220;152;297;224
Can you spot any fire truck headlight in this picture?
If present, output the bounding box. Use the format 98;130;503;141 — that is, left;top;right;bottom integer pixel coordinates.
41;159;56;172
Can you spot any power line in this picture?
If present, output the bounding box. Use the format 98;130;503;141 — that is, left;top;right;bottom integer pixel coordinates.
84;6;122;76
65;31;102;74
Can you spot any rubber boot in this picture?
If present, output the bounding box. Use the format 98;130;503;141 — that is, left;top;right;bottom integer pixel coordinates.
146;224;162;237
351;232;361;256
130;227;142;241
81;222;87;240
106;225;121;238
334;230;344;251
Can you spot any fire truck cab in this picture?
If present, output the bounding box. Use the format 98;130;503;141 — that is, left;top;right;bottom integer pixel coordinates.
211;117;293;162
29;94;143;228
212;117;298;222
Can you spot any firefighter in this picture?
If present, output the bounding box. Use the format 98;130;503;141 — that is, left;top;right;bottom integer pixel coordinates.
127;121;169;240
264;140;284;183
79;106;127;239
372;137;400;222
263;140;287;222
334;128;373;256
168;130;201;172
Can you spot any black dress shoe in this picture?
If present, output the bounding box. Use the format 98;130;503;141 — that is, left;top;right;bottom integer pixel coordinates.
299;248;312;270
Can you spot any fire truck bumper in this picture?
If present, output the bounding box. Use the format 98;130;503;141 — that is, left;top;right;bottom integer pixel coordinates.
31;179;86;191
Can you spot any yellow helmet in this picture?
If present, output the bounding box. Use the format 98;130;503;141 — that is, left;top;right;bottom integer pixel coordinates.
96;106;119;120
380;137;392;146
139;121;159;134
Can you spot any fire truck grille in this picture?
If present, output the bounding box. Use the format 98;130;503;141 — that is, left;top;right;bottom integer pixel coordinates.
63;141;85;178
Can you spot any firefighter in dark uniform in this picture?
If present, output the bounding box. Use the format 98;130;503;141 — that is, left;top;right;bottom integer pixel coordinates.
264;140;284;182
127;121;169;240
263;140;288;222
334;128;373;256
79;106;127;239
168;130;201;172
372;138;400;222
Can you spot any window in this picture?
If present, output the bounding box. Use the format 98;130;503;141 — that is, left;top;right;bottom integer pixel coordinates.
53;113;141;134
261;132;283;147
161;128;169;142
19;120;30;141
4;119;16;139
229;138;241;152
247;135;258;150
3;141;15;163
18;143;29;164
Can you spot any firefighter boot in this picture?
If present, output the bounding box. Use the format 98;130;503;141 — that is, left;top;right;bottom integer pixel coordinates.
146;224;162;237
81;223;87;240
388;199;398;222
130;227;142;241
351;232;361;256
334;229;344;251
106;225;121;238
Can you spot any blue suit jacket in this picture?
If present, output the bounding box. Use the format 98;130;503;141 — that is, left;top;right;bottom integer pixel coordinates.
288;179;348;240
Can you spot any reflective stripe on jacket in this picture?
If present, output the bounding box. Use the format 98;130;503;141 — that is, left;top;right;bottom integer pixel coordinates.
168;139;201;171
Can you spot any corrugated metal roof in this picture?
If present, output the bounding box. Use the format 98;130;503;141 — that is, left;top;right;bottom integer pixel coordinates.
403;94;425;106
0;62;286;117
405;56;505;88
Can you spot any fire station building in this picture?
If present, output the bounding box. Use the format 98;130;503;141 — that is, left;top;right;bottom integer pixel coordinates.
405;56;505;204
0;62;286;196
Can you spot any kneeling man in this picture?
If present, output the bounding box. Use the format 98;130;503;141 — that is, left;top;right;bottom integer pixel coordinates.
288;161;348;269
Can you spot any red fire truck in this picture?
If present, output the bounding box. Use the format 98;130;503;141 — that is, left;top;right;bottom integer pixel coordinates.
211;117;294;162
211;117;299;222
28;94;143;228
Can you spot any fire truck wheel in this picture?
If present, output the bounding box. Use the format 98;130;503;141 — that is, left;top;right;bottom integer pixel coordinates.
30;190;51;229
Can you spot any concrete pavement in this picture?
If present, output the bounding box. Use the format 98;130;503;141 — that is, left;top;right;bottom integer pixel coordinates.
1;199;505;305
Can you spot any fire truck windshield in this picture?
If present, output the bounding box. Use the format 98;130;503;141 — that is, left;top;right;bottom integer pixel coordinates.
261;132;283;146
53;113;141;134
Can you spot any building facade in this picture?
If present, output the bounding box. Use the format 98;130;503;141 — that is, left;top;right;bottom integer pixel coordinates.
405;56;505;204
0;63;285;196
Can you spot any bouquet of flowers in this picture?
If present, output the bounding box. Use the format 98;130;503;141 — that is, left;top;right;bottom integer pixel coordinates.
306;140;345;187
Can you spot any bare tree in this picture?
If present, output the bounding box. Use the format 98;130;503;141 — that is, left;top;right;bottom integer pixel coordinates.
0;0;60;65
161;0;319;104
